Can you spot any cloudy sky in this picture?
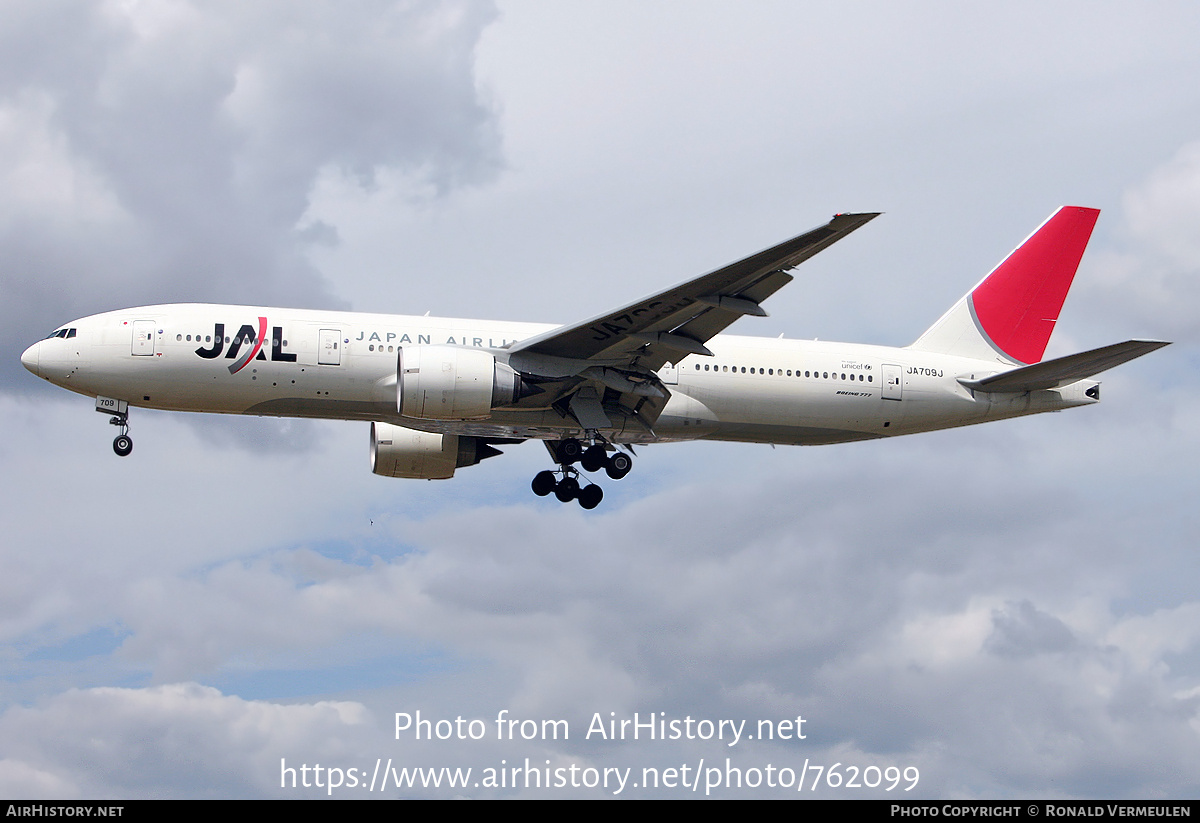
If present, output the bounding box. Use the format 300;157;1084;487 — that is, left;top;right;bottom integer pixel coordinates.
2;0;1198;799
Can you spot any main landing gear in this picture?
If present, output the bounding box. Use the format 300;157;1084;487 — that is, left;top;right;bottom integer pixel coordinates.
110;410;132;457
531;438;632;509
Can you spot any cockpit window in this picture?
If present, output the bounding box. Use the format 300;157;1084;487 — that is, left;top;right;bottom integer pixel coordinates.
42;328;77;339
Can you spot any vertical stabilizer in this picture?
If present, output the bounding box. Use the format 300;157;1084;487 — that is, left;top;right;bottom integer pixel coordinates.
910;206;1100;364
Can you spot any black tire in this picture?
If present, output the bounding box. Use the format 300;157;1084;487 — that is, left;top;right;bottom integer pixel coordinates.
605;451;632;479
113;435;133;457
554;476;580;502
557;438;583;465
581;445;607;472
577;484;603;510
531;470;557;496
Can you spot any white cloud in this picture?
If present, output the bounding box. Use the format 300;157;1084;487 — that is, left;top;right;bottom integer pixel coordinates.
1077;141;1200;344
0;683;371;798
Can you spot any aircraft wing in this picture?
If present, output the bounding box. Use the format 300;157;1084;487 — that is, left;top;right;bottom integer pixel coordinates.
498;212;878;434
507;212;880;372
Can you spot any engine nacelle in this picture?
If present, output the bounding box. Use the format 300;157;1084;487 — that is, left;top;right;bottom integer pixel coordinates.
370;422;500;480
397;345;523;420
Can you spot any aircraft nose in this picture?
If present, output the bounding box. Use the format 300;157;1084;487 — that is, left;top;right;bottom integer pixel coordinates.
20;341;40;377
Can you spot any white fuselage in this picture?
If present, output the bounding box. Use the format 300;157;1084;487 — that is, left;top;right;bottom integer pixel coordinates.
21;303;1099;447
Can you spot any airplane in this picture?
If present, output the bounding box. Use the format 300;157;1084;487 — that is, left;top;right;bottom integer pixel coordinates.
21;206;1168;509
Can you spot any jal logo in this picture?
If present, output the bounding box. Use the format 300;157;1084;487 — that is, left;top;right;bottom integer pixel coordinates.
195;317;296;374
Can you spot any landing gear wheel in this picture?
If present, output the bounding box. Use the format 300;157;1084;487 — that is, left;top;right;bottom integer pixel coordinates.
534;439;612;507
605;451;632;480
554;475;580;502
581;445;607;473
106;408;132;458
532;470;557;496
557;438;583;465
577;484;603;510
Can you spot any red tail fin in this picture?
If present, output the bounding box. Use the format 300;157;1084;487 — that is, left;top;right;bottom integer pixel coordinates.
911;207;1100;364
969;206;1099;364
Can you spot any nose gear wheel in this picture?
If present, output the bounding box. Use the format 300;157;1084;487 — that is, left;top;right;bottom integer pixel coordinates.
109;411;133;457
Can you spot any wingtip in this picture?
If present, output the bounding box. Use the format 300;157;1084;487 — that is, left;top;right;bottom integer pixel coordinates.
832;211;883;224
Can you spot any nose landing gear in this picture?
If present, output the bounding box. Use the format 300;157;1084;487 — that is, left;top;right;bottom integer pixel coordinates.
95;397;134;457
110;413;133;457
531;438;633;509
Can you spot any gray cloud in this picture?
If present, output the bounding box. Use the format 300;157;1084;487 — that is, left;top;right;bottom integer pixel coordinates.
985;600;1078;658
1;0;501;391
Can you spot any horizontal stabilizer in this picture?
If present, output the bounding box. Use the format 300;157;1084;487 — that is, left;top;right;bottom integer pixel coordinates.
958;339;1170;393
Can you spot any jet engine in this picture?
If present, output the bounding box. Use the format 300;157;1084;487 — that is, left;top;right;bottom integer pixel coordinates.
370;422;502;480
397;345;525;420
